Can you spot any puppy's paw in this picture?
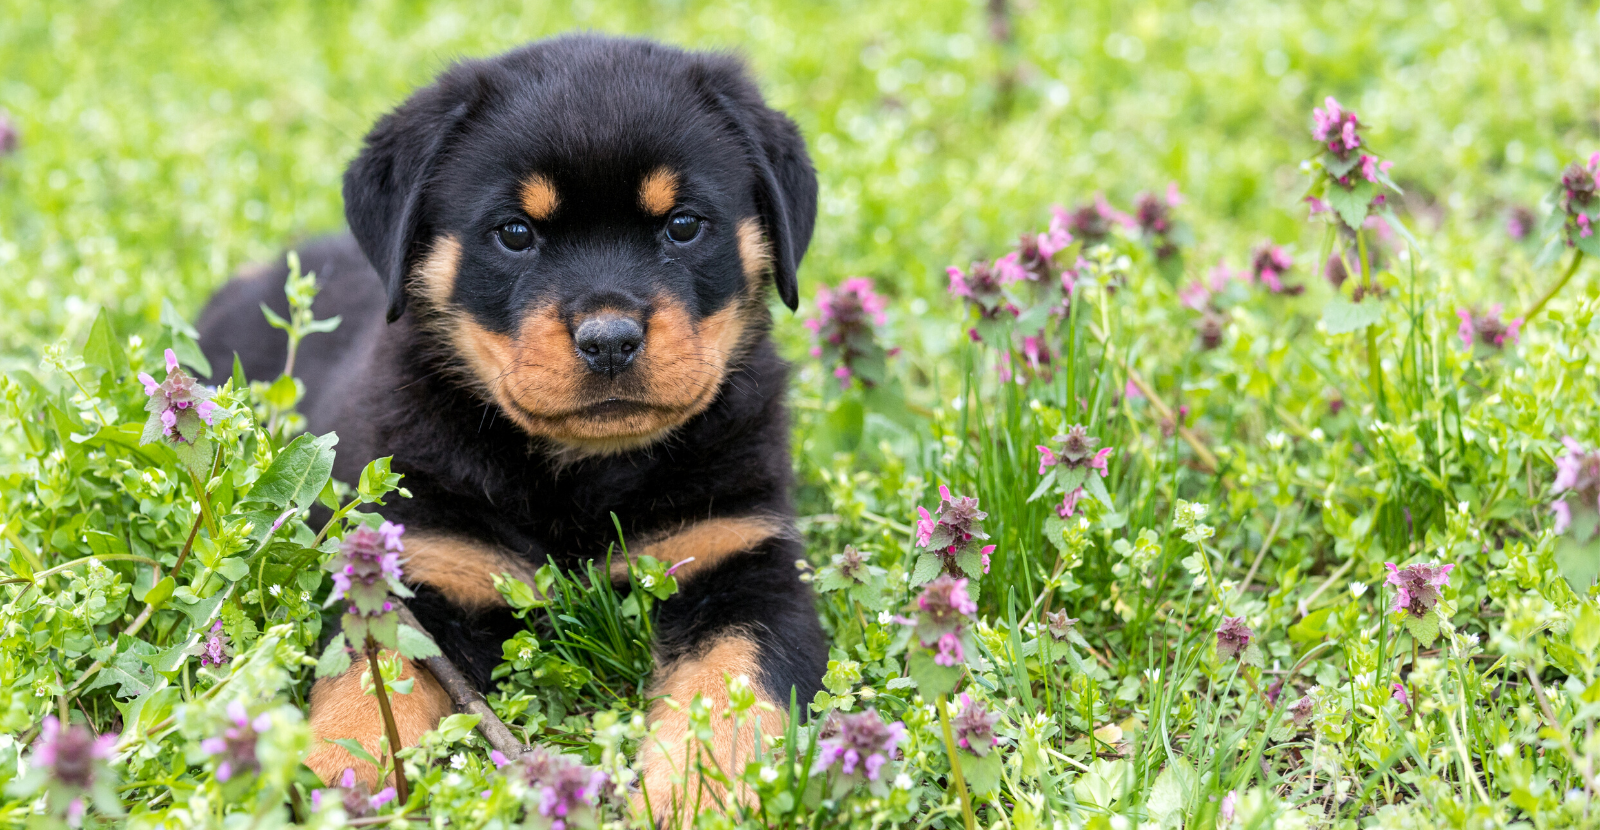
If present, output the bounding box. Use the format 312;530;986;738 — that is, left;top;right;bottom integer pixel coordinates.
304;652;453;788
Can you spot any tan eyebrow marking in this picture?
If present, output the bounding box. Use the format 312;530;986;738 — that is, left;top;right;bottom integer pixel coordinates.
520;174;559;220
639;167;679;216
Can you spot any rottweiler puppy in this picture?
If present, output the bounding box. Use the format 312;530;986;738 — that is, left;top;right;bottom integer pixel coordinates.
197;34;826;818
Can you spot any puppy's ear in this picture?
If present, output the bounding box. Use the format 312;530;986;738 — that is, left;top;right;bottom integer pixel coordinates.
344;68;484;322
703;66;818;312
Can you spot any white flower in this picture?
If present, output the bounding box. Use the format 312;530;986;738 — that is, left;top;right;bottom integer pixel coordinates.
1309;427;1326;442
894;772;914;790
450;753;467;770
759;766;780;783
300;591;311;602
518;647;533;661
877;611;894;625
1349;581;1368;598
641;574;656;589
268;585;282;597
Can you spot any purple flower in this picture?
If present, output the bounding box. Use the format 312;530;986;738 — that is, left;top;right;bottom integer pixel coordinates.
0;109;17;156
951;694;1000;757
1391;682;1412;715
1133;188;1181;259
914;485;995;570
1216;617;1254;661
1506;206;1536;241
1456;305;1523;351
1056;195;1132;247
1312;96;1362;155
312;767;395;818
1384;562;1454;618
1288;695;1316;728
919;575;978;622
1551;437;1600;537
200;619;230;667
516;748;610;830
490;750;510;768
1249;244;1296;294
807;277;891;390
1056;489;1082;518
814;709;907;784
933;631;965;666
137;348;216;447
31;716;117;790
202;701;271;782
1044;610;1079;642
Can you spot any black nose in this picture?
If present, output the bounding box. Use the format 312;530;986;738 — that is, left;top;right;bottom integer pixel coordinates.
574;316;644;377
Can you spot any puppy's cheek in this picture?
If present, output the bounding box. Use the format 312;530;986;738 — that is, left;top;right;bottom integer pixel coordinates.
634;637;785;825
304;654;453;789
635;297;746;412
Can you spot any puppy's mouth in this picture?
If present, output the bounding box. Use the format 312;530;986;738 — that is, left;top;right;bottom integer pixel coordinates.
503;395;668;425
582;398;654;418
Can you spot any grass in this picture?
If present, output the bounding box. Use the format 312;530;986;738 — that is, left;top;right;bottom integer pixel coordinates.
3;0;1600;828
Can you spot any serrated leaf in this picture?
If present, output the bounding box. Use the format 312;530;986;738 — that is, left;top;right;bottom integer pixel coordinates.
962;749;1004;796
1403;612;1441;647
1084;473;1112;507
1323;298;1385;335
317;634;351;678
396;623;442;660
86;637;160;698
910;553;943;586
248;431;338;509
907;649;963;698
1324;181;1374;230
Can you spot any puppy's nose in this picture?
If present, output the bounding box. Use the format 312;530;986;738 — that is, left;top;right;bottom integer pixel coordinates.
574;316;644;377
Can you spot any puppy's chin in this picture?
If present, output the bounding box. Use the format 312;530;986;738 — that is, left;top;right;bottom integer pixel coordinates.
496;394;709;458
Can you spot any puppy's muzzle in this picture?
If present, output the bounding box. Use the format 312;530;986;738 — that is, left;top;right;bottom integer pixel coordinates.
575;315;644;378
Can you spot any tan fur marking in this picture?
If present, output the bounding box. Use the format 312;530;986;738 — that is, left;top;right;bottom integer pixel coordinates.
639;167;679;216
635;637;785;825
609;516;786;584
735;218;773;289
304;653;453;789
403;533;540;610
416;235;462;307
520;174;559;220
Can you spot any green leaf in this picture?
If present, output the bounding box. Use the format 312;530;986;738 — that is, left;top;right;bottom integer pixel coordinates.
82;310;125;378
85;636;160;698
434;713;481;744
214;557;249;582
910;552;943;586
962;749;1003;796
328;738;380;767
248;431;338;509
907;649;963;698
1146;760;1195;829
1324;181;1374;230
396;623;442;660
316;633;352;678
143;576;176;609
1403;612;1442;647
1322;297;1385;335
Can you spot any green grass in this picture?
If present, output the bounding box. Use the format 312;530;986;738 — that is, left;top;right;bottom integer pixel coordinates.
3;0;1600;827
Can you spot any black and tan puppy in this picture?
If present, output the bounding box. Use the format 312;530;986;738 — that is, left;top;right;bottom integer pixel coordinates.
197;34;826;817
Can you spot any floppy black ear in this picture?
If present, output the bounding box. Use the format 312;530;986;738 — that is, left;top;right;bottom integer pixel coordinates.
343;69;482;322
705;70;818;312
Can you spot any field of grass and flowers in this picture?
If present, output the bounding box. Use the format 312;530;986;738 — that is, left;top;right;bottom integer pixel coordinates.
4;0;1600;827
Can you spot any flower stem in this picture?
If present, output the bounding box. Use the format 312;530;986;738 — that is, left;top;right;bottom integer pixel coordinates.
365;637;410;805
1523;250;1586;324
934;693;978;830
1357;230;1386;412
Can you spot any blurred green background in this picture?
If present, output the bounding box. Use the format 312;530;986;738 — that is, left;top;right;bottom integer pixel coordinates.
0;0;1596;358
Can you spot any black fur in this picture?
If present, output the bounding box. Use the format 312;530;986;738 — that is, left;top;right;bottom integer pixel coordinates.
198;35;825;711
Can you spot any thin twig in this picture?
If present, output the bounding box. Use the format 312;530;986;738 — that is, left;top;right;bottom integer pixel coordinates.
1240;506;1290;596
1296;557;1355;618
1522;250;1586;324
365;638;410;803
1089;322;1220;473
394;604;526;760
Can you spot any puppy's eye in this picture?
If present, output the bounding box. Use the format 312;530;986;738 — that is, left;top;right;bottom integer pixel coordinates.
497;222;535;251
666;214;703;244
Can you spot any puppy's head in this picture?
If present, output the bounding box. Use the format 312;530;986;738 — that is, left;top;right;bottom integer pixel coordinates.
343;36;817;455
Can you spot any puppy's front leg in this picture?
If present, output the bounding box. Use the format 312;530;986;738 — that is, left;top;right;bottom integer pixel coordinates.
622;518;827;826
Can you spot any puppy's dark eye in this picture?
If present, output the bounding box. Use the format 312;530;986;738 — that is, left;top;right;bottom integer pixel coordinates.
666;214;703;244
497;222;535;251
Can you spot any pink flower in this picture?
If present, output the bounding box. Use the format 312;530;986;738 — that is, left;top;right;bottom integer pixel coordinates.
951;694;1001;757
918;575;979;619
1179;281;1211;311
1551;437;1600;539
203;701;271;782
1249;244;1295;293
1552;500;1572;534
1088;447;1113;476
993;251;1027;284
1216;616;1254;661
814;709;907;783
200;619;230;667
490;750;510;768
1457;305;1523;351
915;506;935;547
1384;562;1454;617
979;544;994;574
1391;682;1412;715
1221;790;1239;824
946;266;972;297
1035;445;1058;475
164;348;179;373
809;277;891;389
933;631;965;666
914;486;993;566
1056;489;1083;518
1166;182;1183;206
137;372;160;395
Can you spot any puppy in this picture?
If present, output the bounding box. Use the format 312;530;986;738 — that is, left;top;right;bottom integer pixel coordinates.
197;34;826;820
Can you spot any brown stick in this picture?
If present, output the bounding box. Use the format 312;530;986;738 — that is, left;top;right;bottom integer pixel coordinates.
394;604;526;761
1090;322;1221;473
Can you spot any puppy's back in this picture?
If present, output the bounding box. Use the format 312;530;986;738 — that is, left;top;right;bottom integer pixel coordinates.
197;234;388;420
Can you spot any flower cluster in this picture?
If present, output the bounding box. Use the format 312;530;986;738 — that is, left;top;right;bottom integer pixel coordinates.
1385;562;1454;618
516;748;610;830
1456;305;1522;351
10;717;120;828
1551;437;1600;539
910;575;979;667
1133;184;1183;260
1305;96;1398;230
138;349;217;446
1506;205;1537;241
1248;244;1299;294
324;521;410;646
1557;153;1599;247
0;109;17;157
311;768;396;818
1215;616;1262;665
814;709;908;796
913;485;996;578
1057;196;1132;247
951;694;1000;757
201;702;270;782
199;619;230;667
1035;425;1114;518
806;277;892;390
